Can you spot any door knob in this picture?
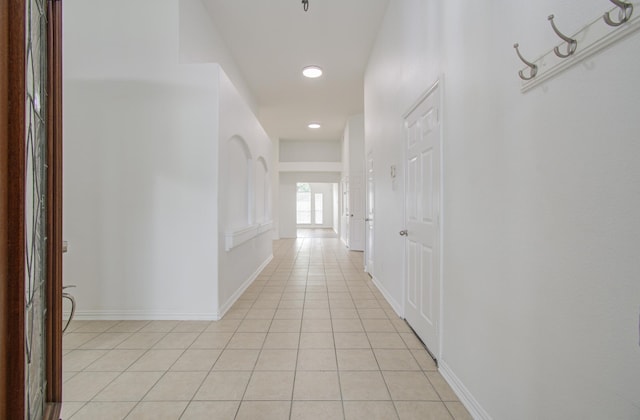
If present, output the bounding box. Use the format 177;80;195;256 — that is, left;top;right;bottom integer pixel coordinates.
399;230;408;236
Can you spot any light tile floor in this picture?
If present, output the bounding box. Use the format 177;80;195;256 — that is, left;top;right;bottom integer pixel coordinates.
62;238;472;420
296;228;338;238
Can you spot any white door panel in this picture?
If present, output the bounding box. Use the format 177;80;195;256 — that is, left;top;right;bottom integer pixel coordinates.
404;82;442;359
365;154;375;274
349;174;365;251
341;177;350;246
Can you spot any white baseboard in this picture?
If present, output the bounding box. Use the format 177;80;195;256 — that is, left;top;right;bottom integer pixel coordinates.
439;360;492;420
216;254;274;319
67;255;274;322
371;275;404;318
69;310;218;321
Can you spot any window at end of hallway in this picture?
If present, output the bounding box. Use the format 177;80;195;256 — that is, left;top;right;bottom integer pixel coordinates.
297;183;311;224
315;193;323;224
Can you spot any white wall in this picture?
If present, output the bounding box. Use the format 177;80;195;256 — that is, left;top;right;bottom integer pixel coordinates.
64;0;271;320
278;176;297;239
179;0;258;114
279;140;341;162
346;114;365;175
64;0;221;319
217;70;273;314
366;0;640;419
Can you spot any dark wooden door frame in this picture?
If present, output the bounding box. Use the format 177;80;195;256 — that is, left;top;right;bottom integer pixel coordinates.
0;0;63;418
46;0;63;414
1;0;27;418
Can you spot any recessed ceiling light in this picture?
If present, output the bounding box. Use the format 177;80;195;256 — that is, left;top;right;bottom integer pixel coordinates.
308;123;321;129
302;66;323;78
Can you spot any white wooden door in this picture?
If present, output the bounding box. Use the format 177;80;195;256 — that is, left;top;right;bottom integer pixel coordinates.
341;177;350;246
365;154;375;274
349;174;365;252
403;82;442;357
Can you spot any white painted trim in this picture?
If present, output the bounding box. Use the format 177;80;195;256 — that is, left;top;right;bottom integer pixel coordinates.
69;310;219;321
225;221;273;251
257;221;273;235
278;162;343;172
216;254;274;319
371;275;404;318
402;79;441;119
225;225;257;251
439;360;493;420
437;74;446;361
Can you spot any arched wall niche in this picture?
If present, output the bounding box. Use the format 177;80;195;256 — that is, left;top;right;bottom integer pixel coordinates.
255;156;270;223
226;135;252;230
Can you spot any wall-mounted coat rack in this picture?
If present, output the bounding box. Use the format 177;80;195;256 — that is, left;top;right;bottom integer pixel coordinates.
514;1;640;92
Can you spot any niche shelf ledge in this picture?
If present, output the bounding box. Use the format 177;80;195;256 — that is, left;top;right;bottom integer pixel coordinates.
225;221;273;251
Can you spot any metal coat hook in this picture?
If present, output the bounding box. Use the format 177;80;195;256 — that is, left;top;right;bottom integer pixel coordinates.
302;0;309;12
604;0;633;26
513;43;538;80
548;15;578;58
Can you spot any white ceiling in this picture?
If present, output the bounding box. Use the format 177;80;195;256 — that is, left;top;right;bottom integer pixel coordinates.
204;0;389;142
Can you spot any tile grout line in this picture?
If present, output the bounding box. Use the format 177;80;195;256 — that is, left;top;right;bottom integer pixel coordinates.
112;322;181;420
287;255;306;420
63;238;466;419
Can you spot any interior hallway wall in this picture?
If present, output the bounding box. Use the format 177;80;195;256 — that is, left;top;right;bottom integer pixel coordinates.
279;140;342;162
217;70;273;315
365;0;640;419
64;0;219;319
64;0;271;320
179;0;257;114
